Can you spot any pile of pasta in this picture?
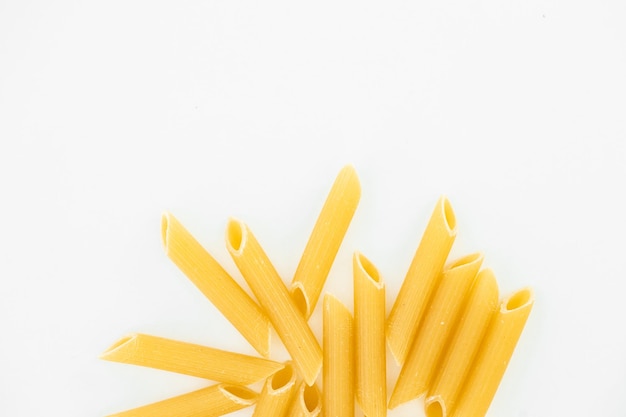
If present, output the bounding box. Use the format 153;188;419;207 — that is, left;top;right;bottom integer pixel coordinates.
102;165;533;417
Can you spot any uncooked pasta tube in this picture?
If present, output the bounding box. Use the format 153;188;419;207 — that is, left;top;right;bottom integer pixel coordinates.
290;165;361;318
107;383;257;417
424;268;500;417
226;218;322;385
389;253;483;408
253;362;298;417
162;212;270;357
449;287;534;417
323;294;354;417
386;196;457;364
100;333;283;385
354;252;386;417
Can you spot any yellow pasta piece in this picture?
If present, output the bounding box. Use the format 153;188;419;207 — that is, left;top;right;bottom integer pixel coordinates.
291;165;361;318
323;294;354;417
253;362;298;417
100;333;284;385
161;213;271;357
386;196;457;364
389;253;483;409
354;252;387;417
450;287;534;417
107;383;257;417
226;219;323;386
286;382;322;417
424;268;499;417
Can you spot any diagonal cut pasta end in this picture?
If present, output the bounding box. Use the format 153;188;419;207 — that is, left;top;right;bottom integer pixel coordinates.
100;334;138;361
439;196;457;236
339;164;362;197
353;251;384;289
161;212;172;251
291;283;310;317
269;362;296;393
291;382;322;416
387;340;404;366
446;252;483;271
226;218;247;256
424;395;446;417
303;384;321;415
503;287;534;313
387;390;407;410
219;384;258;406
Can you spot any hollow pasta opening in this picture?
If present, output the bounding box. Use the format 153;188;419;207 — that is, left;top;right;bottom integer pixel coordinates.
449;252;482;269
227;220;244;252
303;384;320;412
443;197;457;231
291;286;309;317
221;385;256;401
425;399;445;417
271;364;294;390
356;252;380;284
506;288;533;311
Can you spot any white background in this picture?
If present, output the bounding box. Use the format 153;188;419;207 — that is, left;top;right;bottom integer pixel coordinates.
1;1;625;416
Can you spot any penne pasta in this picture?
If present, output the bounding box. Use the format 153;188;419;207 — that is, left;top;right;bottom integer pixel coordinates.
107;383;257;417
100;333;284;385
389;253;483;409
104;169;537;417
286;382;322;417
386;196;457;364
161;212;271;357
354;252;387;417
450;287;534;417
424;268;499;417
253;362;298;417
323;294;354;417
290;165;361;318
226;219;323;386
